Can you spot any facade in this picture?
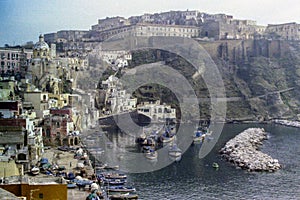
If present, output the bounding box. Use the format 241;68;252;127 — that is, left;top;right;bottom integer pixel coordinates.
137;100;176;122
43;107;75;145
23;91;49;118
99;50;132;69
0;101;22;118
91;17;130;32
0;79;17;100
91;23;200;41
44;30;89;44
0;125;29;171
0;47;32;75
133;23;200;38
201;19;266;40
0;117;44;165
265;22;300;40
101;75;137;115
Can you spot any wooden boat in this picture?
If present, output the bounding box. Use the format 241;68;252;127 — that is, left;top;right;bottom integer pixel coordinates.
107;186;136;193
161;128;176;143
67;183;77;189
74;179;93;187
212;162;219;169
193;130;206;143
103;178;127;185
145;150;158;160
109;193;138;200
31;167;40;175
103;165;119;170
168;144;182;157
103;173;127;180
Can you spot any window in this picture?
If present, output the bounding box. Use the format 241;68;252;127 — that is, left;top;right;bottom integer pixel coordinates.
1;61;4;67
0;53;5;59
7;53;10;60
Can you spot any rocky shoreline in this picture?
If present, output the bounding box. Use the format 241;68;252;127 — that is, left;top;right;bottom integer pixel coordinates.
220;128;281;172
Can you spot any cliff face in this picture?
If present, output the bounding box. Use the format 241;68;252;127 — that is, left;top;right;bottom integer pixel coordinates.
201;39;300;121
129;39;300;122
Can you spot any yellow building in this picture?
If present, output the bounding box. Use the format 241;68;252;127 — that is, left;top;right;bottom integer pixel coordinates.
48;93;70;108
0;182;67;200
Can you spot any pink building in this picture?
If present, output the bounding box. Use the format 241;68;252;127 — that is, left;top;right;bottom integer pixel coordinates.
0;48;33;74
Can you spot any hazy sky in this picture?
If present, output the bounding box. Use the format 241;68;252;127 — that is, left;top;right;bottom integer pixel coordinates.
0;0;299;46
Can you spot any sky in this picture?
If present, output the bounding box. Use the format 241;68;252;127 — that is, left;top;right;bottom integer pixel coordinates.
0;0;299;46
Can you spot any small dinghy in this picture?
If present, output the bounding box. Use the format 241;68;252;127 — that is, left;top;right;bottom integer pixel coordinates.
31;167;40;175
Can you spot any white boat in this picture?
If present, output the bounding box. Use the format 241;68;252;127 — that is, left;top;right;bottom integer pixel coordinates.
145;150;158;160
168;144;182;157
193;128;211;143
31;167;40;175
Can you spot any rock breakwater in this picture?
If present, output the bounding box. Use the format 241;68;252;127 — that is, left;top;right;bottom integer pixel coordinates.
274;119;300;128
220;128;281;172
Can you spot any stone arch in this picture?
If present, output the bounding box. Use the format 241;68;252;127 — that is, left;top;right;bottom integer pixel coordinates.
69;137;74;146
62;138;68;146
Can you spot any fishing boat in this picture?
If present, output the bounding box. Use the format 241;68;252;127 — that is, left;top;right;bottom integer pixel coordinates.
103;178;127;185
30;166;40;175
193;129;206;143
67;182;77;189
107;186;136;193
109;193;139;200
103;164;119;170
102;173;127;180
145;149;158;160
168;144;182;157
74;179;93;187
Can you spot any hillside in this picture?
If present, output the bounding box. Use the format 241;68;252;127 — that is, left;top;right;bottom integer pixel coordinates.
127;39;300;122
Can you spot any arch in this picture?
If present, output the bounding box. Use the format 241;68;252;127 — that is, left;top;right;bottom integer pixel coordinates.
74;137;79;145
69;137;74;146
17;153;27;161
62;138;68;146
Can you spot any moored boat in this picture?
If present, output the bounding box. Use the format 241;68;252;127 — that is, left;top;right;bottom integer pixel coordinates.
107;186;136;193
109;193;139;200
193;130;206;143
145;149;158;160
102;173;127;180
67;183;77;189
168;144;182;157
103;178;127;185
30;167;40;175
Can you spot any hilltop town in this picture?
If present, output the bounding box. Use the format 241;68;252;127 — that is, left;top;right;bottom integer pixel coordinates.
0;9;300;199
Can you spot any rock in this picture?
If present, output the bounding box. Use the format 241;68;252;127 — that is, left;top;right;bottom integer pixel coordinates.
220;128;281;172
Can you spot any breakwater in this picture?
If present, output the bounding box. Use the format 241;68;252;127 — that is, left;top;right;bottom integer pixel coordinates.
220;128;281;172
273;119;300;128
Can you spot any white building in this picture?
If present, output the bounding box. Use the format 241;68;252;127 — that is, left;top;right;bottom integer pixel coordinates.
101;75;137;115
137;100;176;122
99;50;132;69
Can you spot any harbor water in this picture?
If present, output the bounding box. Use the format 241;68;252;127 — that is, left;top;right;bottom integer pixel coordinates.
90;123;300;200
